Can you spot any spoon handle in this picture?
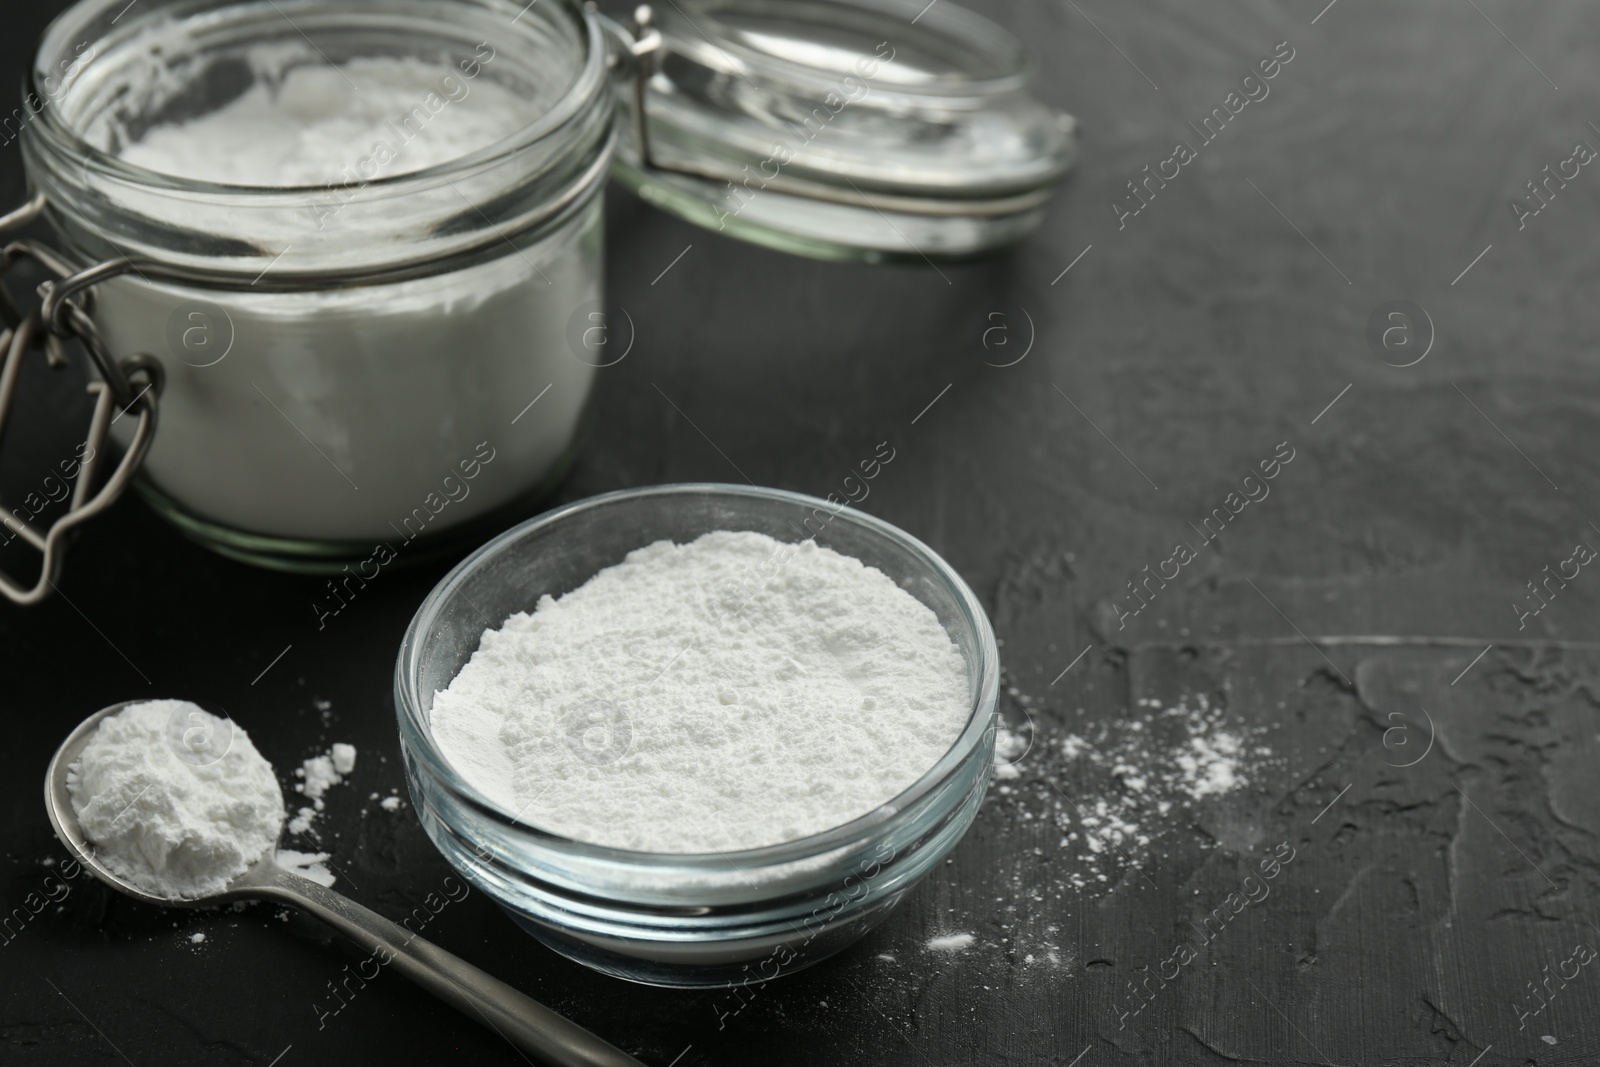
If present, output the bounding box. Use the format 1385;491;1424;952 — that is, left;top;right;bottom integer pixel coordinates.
262;866;642;1067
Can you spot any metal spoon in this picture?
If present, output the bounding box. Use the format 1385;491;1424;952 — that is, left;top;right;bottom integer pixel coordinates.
45;702;643;1067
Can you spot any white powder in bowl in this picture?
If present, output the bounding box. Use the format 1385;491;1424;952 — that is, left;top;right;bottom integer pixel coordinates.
67;701;286;900
430;531;972;853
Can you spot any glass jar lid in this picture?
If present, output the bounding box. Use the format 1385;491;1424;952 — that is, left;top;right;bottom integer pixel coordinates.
606;0;1077;261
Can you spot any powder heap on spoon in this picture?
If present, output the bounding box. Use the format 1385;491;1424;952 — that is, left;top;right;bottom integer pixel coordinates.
66;700;286;899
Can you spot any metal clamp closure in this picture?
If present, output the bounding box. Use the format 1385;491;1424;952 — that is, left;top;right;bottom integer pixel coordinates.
0;196;163;605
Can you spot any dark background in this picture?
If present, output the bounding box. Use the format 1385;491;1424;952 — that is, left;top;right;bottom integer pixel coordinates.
6;0;1600;1064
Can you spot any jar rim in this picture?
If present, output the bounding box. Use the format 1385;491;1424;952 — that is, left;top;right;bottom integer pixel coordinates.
27;0;609;197
394;481;1002;870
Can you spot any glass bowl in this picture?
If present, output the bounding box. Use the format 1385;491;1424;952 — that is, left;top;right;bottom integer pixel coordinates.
394;483;998;987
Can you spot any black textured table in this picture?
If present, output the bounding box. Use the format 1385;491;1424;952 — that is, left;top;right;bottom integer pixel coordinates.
5;1;1600;1064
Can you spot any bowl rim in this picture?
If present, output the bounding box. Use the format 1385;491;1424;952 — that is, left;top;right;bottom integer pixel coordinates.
395;480;999;870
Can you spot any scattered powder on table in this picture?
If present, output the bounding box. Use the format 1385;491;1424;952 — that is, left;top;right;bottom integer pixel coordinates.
992;725;1028;781
287;743;356;836
379;796;403;813
1177;729;1244;798
990;692;1275;889
926;933;976;952
331;744;356;776
66;701;286;900
430;531;971;853
189;932;206;944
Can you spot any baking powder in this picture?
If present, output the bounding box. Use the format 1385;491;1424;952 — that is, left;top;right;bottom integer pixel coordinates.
90;47;597;542
431;531;971;853
67;701;285;900
118;54;528;186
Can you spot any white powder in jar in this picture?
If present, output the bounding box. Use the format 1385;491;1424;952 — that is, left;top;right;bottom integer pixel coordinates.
67;701;285;900
119;56;529;186
430;531;972;853
90;50;599;543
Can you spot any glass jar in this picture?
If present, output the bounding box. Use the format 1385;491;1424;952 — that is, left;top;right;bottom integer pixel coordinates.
2;0;1072;598
15;0;612;574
